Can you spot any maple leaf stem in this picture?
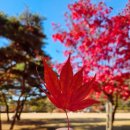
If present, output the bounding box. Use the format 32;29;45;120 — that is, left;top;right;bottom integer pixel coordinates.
64;110;70;130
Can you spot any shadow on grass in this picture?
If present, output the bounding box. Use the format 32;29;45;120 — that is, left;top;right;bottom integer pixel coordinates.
2;118;130;130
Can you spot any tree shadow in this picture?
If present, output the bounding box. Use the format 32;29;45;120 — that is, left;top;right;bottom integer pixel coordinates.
2;118;130;130
86;125;130;130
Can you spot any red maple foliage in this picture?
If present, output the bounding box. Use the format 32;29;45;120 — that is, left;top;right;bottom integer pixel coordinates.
52;0;130;101
52;0;130;129
42;56;99;111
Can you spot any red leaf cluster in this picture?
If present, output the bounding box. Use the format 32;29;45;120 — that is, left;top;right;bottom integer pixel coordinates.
52;0;130;101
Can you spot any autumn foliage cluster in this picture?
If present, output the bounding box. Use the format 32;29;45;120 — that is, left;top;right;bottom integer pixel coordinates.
52;0;130;101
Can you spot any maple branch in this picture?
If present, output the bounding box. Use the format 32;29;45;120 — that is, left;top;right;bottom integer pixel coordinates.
35;65;49;95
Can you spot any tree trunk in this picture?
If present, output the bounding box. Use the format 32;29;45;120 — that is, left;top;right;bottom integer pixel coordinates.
17;95;27;120
10;77;26;130
112;94;118;124
0;106;2;130
106;100;118;130
9;92;23;130
106;101;113;130
2;93;10;122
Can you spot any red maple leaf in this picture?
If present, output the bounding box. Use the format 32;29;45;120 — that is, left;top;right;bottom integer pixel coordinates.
42;56;99;111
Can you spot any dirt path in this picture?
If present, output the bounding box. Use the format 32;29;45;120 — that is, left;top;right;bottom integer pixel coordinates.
2;112;130;120
1;113;130;130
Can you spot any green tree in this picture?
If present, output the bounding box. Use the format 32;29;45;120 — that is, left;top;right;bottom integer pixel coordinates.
0;10;49;130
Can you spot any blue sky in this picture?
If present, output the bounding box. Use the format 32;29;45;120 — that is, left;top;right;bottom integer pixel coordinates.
0;0;128;62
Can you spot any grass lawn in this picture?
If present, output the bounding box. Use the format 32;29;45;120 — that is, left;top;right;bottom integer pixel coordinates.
1;113;130;130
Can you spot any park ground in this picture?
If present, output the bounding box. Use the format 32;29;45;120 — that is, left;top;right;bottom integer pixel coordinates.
1;113;130;130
